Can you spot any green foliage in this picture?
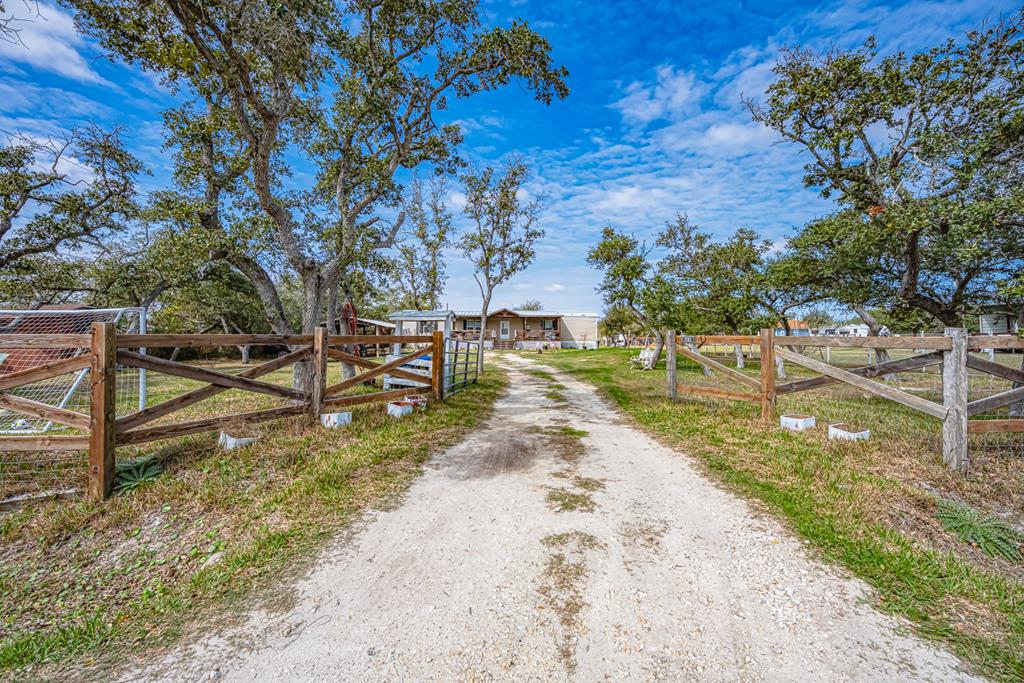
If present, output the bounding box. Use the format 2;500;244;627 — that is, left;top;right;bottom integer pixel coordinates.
658;216;780;333
114;457;164;495
598;304;648;338
936;500;1023;563
67;0;569;337
802;307;835;330
751;15;1024;324
460;159;544;314
517;299;543;311
588;215;814;336
0;126;143;304
391;175;453;311
586;226;679;333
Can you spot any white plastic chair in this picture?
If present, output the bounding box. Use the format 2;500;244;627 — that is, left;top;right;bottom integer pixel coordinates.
630;347;656;370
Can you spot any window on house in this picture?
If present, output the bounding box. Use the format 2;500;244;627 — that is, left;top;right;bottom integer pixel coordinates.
464;319;481;331
418;320;437;334
541;319;556;331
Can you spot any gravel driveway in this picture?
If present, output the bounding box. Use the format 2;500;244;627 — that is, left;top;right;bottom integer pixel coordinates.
128;354;980;682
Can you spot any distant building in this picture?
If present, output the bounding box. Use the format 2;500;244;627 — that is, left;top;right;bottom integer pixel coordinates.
836;323;871;337
979;309;1019;335
387;308;599;350
774;319;812;336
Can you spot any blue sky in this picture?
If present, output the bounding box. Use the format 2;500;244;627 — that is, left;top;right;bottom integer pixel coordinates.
1;0;1017;315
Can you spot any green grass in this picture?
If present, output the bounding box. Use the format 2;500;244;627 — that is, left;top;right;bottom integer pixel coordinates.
528;347;1024;682
0;364;507;676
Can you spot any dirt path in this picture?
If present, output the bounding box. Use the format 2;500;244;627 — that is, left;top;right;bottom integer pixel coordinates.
127;354;980;682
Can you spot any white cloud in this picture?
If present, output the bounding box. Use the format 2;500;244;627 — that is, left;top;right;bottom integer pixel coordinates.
611;65;702;126
0;3;109;85
451;114;506;137
543;283;565;292
447;190;467;209
703;121;776;150
714;56;778;110
0;78;110;119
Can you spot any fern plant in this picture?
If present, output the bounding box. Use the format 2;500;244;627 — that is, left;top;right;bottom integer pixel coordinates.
114;457;164;494
935;499;1023;563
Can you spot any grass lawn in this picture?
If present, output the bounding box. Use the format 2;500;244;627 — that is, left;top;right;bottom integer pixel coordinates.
525;347;1024;682
0;360;505;679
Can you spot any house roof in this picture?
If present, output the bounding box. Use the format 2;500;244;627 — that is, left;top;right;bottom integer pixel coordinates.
452;309;598;318
357;317;395;329
457;308;555;318
388;308;599;320
388;309;456;321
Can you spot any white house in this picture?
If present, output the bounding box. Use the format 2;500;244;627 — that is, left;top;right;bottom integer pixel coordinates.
388;309;599;350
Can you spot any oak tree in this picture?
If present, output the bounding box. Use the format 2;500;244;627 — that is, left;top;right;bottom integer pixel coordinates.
460;159;543;362
68;0;568;388
749;14;1024;325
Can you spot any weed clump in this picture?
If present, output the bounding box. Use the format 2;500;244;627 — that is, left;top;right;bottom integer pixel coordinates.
936;500;1023;562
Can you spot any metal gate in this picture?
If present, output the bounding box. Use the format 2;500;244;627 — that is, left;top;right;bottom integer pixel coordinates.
444;338;480;395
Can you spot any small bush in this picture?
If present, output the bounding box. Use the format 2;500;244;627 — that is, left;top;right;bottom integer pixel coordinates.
936;499;1023;563
114;456;164;494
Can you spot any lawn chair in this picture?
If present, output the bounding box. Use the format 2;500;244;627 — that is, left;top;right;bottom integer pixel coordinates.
630;346;656;370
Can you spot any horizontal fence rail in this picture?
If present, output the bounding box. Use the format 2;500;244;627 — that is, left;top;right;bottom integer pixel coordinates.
0;326;454;501
666;329;1024;474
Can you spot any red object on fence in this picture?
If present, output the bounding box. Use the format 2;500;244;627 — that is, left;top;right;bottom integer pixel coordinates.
340;300;361;357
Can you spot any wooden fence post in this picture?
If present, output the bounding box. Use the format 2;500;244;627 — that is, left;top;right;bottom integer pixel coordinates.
759;328;776;422
432;330;445;400
88;322;116;501
942;327;968;473
310;326;327;421
665;329;677;401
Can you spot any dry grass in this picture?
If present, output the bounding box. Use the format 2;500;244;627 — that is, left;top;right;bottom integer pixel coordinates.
545;488;597;513
0;361;507;677
537;530;603;673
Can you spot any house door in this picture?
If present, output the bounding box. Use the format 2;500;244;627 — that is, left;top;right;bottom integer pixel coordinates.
499;319;511;340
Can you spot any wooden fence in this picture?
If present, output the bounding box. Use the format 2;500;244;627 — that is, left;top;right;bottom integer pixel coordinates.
665;328;1024;474
0;324;446;500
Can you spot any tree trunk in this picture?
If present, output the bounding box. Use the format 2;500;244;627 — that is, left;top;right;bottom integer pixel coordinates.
338;287;357;382
477;291;491;372
650;330;664;368
292;270;324;392
852;303;893;372
776;355;787;379
326;280;339;335
219;318;251;365
681;337;712;376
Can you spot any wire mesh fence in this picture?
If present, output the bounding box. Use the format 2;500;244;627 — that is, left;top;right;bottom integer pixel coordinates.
964;348;1024;458
0;308;146;499
678;339;1024;461
0;308;145;434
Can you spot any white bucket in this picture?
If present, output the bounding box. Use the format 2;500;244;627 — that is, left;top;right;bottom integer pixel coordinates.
320;412;353;428
218;432;257;450
780;414;816;431
828;423;870;441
